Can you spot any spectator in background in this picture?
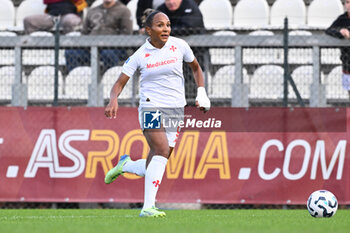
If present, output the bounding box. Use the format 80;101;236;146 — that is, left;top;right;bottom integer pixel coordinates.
120;0;131;4
86;0;131;6
23;0;87;34
136;0;165;30
157;0;205;35
65;0;133;73
136;0;203;32
157;0;208;100
326;0;350;98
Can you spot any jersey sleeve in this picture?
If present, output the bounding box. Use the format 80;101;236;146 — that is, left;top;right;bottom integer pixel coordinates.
122;54;139;77
180;39;195;63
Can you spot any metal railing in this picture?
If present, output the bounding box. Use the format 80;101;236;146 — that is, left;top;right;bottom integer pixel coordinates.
0;33;348;107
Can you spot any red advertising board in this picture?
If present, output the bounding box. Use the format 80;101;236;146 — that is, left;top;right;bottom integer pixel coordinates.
0;107;348;204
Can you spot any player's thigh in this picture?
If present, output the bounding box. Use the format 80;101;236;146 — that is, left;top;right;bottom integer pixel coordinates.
143;129;169;157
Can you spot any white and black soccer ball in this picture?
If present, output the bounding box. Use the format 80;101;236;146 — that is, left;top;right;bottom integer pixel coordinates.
307;190;338;218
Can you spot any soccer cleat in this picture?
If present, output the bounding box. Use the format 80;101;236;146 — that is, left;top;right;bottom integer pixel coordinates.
139;207;166;218
104;154;131;184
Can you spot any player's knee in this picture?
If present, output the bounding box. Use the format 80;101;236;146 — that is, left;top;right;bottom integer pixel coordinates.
154;147;169;158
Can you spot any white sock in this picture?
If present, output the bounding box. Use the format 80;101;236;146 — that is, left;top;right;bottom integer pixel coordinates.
122;159;146;177
143;155;168;210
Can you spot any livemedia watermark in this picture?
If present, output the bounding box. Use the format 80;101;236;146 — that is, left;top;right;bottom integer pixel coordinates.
141;107;346;133
141;107;222;132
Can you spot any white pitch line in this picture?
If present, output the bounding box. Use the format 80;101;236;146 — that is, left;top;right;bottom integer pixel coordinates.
0;215;136;221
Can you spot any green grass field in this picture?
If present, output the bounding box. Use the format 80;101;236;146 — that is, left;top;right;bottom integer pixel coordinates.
0;209;349;233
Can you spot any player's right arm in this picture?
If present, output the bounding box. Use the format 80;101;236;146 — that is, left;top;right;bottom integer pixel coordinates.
105;48;139;118
104;73;130;119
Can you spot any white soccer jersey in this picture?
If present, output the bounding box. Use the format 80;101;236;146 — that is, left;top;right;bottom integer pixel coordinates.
122;36;195;108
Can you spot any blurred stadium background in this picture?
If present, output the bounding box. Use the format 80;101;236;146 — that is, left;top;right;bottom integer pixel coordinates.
0;0;350;210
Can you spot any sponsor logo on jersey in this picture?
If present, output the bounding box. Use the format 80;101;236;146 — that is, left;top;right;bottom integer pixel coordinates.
146;57;178;69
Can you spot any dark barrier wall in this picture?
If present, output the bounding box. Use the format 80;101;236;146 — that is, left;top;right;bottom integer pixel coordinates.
0;107;348;204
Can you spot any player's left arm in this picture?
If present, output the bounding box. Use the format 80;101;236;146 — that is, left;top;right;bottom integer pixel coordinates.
188;58;211;112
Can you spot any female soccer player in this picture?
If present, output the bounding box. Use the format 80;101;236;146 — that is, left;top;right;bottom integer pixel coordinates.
104;10;210;217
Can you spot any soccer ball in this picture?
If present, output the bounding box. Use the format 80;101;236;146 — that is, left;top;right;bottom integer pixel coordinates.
307;190;338;218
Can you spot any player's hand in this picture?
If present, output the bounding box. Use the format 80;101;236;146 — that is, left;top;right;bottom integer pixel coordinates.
195;87;211;113
104;99;119;119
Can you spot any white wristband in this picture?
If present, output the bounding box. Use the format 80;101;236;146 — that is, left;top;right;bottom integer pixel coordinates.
197;86;207;97
196;87;211;111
